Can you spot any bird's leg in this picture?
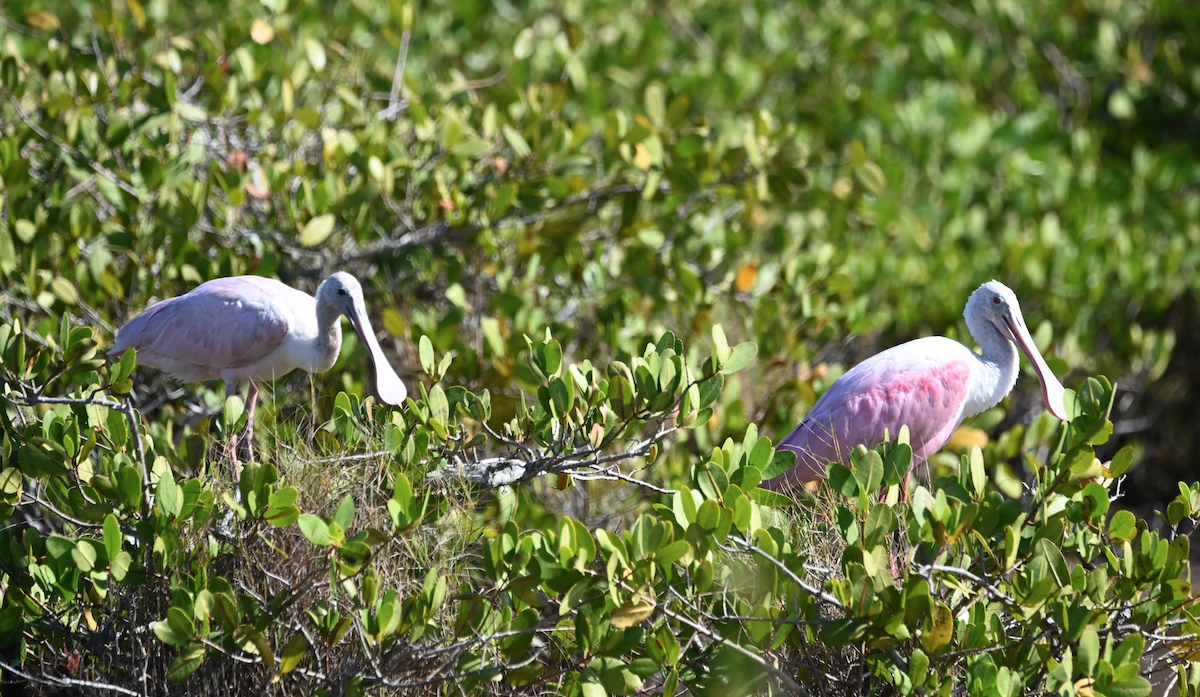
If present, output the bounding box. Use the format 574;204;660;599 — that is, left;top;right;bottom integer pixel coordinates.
242;382;259;465
226;382;243;488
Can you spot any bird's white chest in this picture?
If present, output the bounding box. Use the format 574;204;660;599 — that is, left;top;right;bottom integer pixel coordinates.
226;308;339;382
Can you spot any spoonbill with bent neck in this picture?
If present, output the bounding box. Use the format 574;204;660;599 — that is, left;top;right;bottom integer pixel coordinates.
109;272;407;474
762;280;1068;491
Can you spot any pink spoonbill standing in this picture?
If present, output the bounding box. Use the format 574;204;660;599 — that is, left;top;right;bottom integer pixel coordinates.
109;272;408;478
763;280;1068;492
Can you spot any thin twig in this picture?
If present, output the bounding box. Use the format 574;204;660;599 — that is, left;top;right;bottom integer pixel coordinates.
650;585;811;696
383;30;411;121
0;661;145;697
724;535;844;610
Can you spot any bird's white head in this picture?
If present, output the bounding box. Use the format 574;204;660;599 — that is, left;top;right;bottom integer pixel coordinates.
316;271;365;313
966;280;1068;421
317;272;408;406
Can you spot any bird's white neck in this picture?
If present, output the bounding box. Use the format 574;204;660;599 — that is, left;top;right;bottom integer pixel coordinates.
314;301;343;372
964;313;1020;418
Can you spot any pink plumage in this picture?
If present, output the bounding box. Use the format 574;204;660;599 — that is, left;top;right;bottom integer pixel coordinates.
763;281;1068;492
110;277;297;383
109;272;407;474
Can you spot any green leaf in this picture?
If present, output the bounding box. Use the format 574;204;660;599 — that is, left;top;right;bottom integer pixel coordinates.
71;541;97;572
1102;677;1152;697
19;437;69;477
828;464;859;497
49;277;78;305
502;125;531;158
697;374;724;408
720;342;757;375
103;514;121;561
1105;446;1134;478
157;467;180;517
745;487;794;507
854;449;884;493
674;134;705;159
491;184;517;218
111;551;132;582
0;467;20;495
820;618;866;646
654;540;690;565
166;643;206;683
298;514;332;546
610;599;654;629
223;395;245;434
761;449;796;480
279;635;308;674
696;499;721;532
882;443;912;487
154;619;189;647
238;628;275;670
967;446;986;498
862;503;896;549
910;649;929;687
393;472;413;509
746;437;773;470
116;347;137;382
299;214;335;247
541;339;563;377
579;668;607;697
45;535;73;559
697;463;728;501
1109;509;1137;541
428;384;450;422
513;27;534;59
13;220;36;243
264;505;301;528
1077;625;1099;676
303;36;327;72
711;324;730;366
268;486;300;509
921;603;954;654
333;495;355;531
854;161;887;194
116;466;143;510
419;335;435;374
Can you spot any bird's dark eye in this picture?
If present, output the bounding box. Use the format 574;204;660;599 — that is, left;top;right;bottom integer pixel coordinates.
338;288;348;297
992;296;1002;305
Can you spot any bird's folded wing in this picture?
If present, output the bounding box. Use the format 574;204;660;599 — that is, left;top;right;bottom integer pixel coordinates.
777;356;972;479
111;278;290;373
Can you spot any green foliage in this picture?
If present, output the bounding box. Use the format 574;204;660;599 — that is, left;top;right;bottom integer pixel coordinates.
3;310;1200;694
3;0;1200;693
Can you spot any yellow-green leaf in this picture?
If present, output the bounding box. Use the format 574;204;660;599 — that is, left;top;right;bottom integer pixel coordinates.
299;214;336;247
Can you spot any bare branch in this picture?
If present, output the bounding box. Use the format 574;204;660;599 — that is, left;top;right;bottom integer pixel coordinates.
0;661;146;697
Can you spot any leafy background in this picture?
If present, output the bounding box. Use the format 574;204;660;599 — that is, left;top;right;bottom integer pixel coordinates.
3;0;1196;505
1;0;1200;694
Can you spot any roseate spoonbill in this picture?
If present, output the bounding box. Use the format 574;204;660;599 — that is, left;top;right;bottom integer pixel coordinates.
763;280;1068;492
109;272;407;473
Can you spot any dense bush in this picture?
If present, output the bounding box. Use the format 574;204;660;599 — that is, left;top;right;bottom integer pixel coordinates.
2;0;1200;694
5;321;1200;695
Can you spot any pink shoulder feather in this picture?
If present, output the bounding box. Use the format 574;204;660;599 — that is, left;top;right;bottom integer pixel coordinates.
767;340;973;489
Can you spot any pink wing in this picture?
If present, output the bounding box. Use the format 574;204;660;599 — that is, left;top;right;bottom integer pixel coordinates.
766;338;973;490
109;277;293;383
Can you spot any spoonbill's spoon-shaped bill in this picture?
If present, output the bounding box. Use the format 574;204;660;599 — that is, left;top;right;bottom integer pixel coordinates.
108;272;407;465
763;280;1067;492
